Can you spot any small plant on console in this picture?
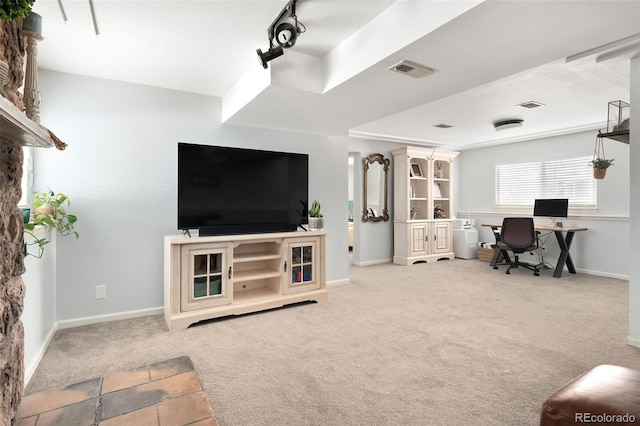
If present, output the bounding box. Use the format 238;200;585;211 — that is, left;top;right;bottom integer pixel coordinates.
309;200;322;218
308;200;324;230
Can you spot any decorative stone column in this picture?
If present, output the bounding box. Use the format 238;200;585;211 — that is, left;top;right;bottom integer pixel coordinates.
0;19;26;111
0;142;26;425
22;12;43;123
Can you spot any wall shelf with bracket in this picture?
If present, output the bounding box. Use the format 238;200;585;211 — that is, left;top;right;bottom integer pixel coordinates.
599;129;629;144
0;96;53;148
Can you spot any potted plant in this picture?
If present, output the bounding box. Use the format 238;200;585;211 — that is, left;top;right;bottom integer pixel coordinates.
308;199;324;230
590;158;614;179
0;0;35;21
24;189;79;258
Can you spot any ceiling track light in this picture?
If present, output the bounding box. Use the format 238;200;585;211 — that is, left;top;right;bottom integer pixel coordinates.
57;0;99;36
257;46;284;69
256;0;305;69
88;0;99;36
275;21;299;48
56;0;68;22
566;33;640;63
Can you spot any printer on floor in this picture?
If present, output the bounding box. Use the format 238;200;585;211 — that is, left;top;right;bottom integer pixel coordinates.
453;219;478;259
453;218;475;229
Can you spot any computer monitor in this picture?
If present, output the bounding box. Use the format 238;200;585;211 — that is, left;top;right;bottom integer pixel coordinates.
533;198;568;221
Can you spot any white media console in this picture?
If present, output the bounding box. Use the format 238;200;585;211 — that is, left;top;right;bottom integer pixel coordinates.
164;230;327;330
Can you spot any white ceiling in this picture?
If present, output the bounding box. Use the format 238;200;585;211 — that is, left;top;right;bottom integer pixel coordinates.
31;0;640;150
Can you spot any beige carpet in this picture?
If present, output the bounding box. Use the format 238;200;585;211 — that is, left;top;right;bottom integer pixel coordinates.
26;259;640;426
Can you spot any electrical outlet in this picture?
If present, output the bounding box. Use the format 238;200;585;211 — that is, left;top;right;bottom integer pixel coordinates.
95;285;106;300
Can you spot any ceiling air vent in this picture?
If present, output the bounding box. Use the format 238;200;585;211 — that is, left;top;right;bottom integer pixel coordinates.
388;60;436;78
517;101;545;109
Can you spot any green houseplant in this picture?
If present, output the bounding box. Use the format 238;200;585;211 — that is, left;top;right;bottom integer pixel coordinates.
590;158;614;179
0;0;34;21
308;199;324;230
24;189;79;258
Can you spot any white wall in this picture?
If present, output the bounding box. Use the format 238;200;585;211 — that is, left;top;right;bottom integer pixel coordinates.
627;54;640;345
22;229;56;383
457;130;630;278
35;70;349;322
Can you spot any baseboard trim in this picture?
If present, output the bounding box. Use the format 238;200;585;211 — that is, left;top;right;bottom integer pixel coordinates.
24;323;58;386
627;336;640;348
353;258;393;266
56;306;164;330
575;268;629;281
327;278;350;287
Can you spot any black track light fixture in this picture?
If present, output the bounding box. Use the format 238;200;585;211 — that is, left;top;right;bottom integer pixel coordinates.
275;21;299;48
257;46;284;69
256;0;305;69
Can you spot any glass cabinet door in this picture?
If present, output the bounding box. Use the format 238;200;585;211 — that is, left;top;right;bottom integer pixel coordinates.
291;245;313;284
285;237;321;294
181;243;232;312
192;253;223;298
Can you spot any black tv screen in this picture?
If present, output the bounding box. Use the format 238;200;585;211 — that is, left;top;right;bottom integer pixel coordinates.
533;198;568;218
178;143;308;234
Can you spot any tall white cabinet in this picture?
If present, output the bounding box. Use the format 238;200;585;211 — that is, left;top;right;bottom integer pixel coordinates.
392;146;459;265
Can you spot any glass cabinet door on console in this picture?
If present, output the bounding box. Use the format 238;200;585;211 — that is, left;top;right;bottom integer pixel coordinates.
180;243;232;312
284;237;321;294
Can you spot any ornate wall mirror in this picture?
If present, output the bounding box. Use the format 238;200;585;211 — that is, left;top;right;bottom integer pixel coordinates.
362;153;390;222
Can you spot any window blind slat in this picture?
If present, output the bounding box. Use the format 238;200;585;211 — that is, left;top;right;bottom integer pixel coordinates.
496;156;595;207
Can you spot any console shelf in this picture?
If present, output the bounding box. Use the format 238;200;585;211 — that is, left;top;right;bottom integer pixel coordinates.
234;267;281;282
164;230;327;330
233;252;282;262
234;287;281;303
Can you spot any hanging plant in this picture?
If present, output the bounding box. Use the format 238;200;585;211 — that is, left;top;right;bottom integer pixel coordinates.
591;133;614;179
0;0;35;22
590;158;615;169
23;189;79;258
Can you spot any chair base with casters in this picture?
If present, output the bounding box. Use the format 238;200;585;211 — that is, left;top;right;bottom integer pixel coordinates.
500;250;540;276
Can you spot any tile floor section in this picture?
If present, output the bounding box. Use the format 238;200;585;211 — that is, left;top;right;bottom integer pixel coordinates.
14;356;218;426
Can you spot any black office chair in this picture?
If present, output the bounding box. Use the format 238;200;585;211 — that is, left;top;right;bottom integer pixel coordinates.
496;217;539;276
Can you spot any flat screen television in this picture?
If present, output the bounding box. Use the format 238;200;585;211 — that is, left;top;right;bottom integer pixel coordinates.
533;198;568;218
178;143;308;236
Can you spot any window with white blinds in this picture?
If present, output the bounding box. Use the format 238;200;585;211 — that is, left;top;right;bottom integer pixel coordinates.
19;147;33;207
495;156;595;207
